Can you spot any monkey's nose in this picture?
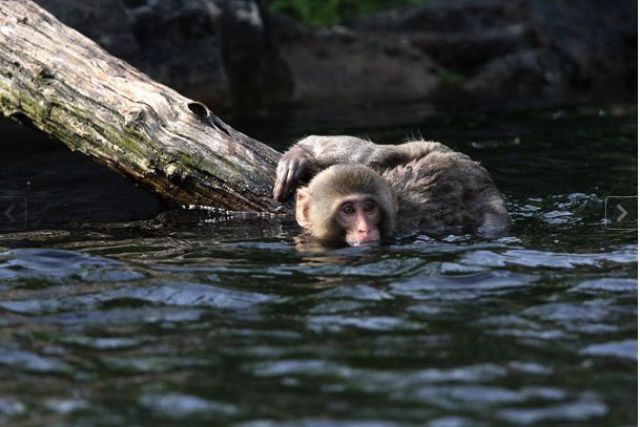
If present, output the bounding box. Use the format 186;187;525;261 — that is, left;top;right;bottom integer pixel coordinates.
356;231;377;244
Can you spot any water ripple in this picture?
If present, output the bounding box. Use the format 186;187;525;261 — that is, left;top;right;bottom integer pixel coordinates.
139;393;239;418
580;339;637;360
0;282;276;315
461;247;637;269
570;278;637;294
0;248;132;282
0;346;71;374
389;271;536;299
497;393;608;425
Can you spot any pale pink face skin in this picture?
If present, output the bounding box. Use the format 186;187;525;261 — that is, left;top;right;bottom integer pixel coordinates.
334;195;381;246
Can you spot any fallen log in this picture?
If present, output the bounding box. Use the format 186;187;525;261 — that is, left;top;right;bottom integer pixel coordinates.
0;0;284;213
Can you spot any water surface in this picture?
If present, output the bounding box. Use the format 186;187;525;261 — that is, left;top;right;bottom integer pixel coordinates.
0;106;636;426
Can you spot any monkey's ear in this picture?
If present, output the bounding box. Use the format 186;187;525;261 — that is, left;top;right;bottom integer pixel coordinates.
295;188;312;229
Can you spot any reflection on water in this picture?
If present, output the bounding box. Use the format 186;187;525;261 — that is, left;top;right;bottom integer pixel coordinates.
0;106;636;426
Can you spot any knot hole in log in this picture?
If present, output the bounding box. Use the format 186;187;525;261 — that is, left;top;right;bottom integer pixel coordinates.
187;101;209;119
187;101;230;136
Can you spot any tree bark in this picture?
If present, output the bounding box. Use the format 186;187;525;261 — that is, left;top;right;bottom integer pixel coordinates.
0;0;284;213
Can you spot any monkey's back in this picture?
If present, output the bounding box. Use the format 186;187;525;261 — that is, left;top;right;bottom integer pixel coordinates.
382;149;506;237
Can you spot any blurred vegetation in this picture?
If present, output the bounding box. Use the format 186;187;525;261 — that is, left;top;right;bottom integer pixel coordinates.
269;0;426;27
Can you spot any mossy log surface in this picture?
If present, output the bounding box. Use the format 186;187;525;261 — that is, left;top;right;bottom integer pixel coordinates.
0;0;283;213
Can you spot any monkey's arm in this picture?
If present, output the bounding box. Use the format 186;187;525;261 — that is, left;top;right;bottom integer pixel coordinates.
274;136;377;201
273;136;450;201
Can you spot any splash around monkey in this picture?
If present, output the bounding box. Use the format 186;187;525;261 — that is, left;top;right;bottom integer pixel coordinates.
273;136;511;247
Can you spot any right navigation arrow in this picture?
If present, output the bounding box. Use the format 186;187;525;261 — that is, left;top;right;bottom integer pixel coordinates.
616;204;628;223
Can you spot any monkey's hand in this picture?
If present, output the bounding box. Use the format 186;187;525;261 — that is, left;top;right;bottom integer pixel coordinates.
273;147;318;202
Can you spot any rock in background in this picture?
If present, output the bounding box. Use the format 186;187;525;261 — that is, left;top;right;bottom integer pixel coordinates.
343;0;636;109
30;0;639;113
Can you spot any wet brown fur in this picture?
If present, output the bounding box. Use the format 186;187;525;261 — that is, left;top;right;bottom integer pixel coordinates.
277;136;511;243
382;148;507;236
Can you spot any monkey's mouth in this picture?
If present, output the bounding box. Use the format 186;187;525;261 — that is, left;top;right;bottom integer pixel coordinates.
347;239;380;247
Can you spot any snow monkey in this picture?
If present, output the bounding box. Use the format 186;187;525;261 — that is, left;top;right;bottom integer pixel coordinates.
273;136;511;247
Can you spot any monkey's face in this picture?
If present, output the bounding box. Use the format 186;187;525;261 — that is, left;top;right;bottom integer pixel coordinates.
295;165;397;248
333;195;381;246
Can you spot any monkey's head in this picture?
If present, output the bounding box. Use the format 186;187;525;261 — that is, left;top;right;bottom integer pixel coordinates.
295;165;398;247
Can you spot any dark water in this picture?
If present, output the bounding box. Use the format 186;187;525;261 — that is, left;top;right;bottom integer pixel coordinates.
0;106;636;426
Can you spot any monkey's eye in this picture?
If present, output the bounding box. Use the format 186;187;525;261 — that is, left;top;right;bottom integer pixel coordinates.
363;202;377;213
341;205;355;215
